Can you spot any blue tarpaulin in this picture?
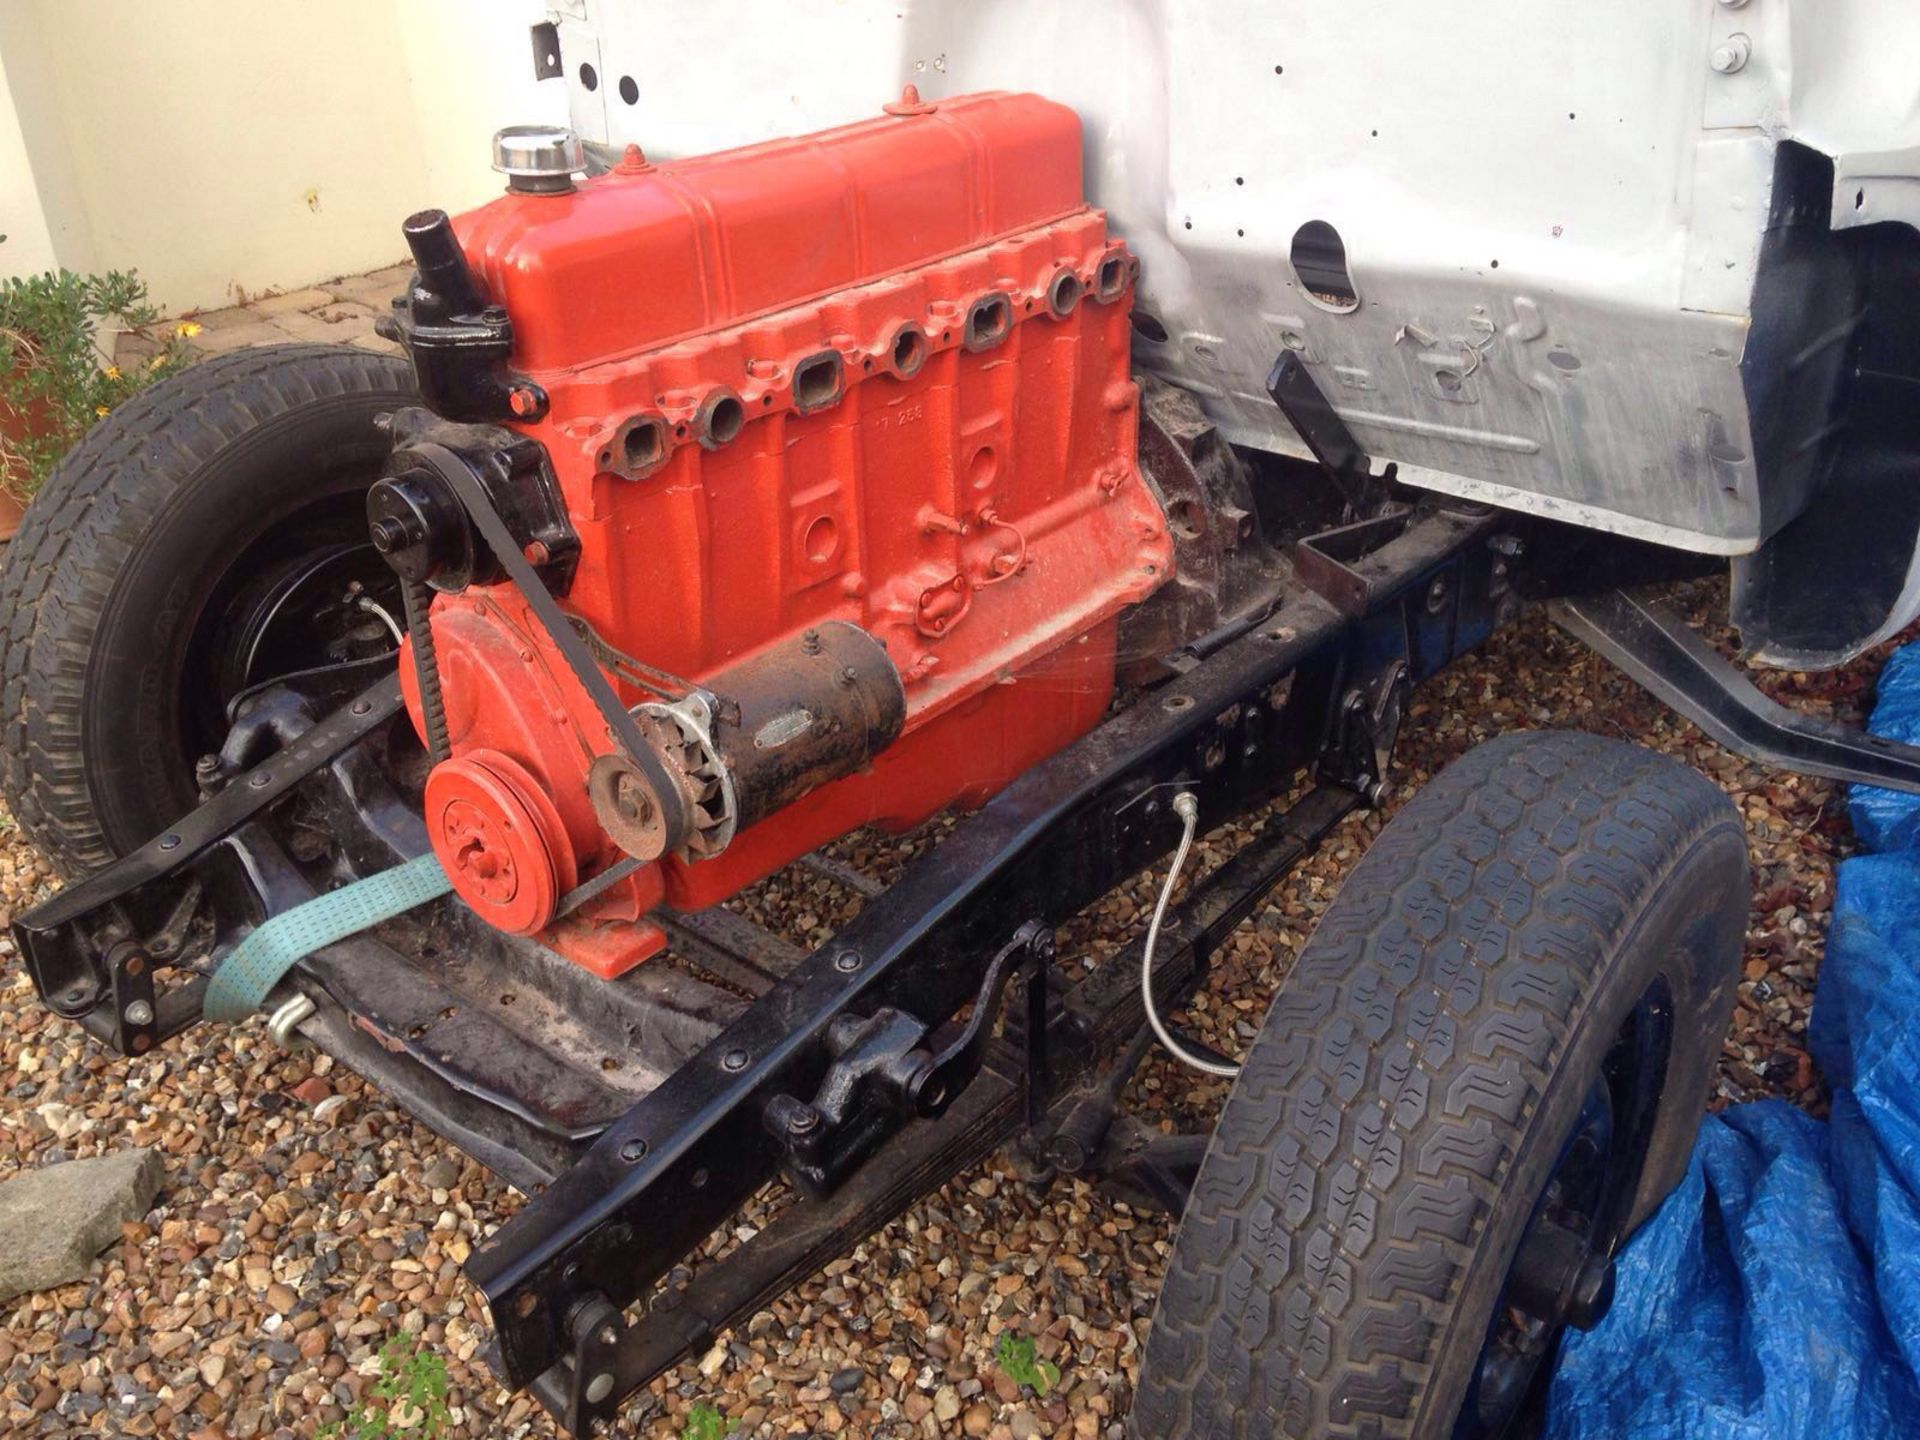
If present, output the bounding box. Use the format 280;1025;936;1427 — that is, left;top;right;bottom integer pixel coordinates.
1549;643;1920;1438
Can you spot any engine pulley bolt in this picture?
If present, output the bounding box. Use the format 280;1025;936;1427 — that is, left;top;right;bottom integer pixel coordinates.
492;124;585;194
613;774;653;825
369;514;422;555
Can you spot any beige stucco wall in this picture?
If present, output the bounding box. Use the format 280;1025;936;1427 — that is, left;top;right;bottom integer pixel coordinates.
2;0;562;313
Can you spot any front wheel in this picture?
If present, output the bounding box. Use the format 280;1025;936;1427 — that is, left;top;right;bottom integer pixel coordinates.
1132;730;1747;1440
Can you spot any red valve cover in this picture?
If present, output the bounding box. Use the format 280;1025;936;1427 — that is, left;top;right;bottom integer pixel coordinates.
406;91;1172;973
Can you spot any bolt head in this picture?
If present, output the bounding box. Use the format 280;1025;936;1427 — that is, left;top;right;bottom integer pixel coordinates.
584;1372;614;1404
123;1000;154;1027
1711;36;1751;73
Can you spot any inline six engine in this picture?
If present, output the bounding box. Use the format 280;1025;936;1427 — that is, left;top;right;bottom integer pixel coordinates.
368;90;1174;976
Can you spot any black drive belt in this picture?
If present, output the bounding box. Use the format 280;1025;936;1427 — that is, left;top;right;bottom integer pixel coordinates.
407;442;692;850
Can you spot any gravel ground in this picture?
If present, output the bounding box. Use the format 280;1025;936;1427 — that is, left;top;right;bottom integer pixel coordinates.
0;582;1892;1438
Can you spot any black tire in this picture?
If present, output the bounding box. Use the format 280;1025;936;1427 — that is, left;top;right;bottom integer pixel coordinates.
1132;731;1747;1440
0;343;416;874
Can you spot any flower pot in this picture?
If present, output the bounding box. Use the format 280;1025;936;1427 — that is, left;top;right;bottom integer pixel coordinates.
0;353;57;539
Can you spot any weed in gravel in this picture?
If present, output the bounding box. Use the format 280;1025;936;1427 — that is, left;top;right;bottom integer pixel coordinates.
995;1330;1061;1397
683;1400;726;1440
315;1333;451;1439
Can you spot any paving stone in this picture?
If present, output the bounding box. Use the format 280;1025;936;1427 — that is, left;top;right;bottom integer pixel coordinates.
190;322;295;354
250;287;336;316
185;301;271;332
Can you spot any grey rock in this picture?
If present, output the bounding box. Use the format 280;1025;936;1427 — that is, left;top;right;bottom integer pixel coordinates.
420;1155;460;1190
0;1149;164;1302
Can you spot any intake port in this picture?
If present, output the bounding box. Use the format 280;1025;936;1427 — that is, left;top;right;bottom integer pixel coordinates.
792;352;845;414
1046;269;1084;319
888;324;929;379
698;389;746;449
963;293;1012;352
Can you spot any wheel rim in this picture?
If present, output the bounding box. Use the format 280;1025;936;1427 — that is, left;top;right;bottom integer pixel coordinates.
176;490;401;766
1453;977;1675;1440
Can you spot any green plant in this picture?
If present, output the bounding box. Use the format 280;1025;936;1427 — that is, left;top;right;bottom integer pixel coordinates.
316;1333;452;1440
683;1401;726;1440
0;269;196;498
994;1331;1060;1397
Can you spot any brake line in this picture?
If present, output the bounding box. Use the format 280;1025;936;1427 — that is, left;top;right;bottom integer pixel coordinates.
1140;792;1243;1079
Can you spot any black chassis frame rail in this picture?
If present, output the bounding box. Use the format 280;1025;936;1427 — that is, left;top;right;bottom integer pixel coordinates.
474;503;1504;1429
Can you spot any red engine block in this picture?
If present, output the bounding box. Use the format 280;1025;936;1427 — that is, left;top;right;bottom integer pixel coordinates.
403;91;1173;974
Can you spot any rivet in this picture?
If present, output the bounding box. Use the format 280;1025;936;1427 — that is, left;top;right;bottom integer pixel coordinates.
721;1048;749;1072
619;1138;648;1163
158;834;181;851
351;698;373;716
833;949;862;973
249;772;273;789
585;1372;614;1403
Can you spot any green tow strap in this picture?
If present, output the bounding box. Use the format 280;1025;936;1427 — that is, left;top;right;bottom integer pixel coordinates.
203;852;452;1022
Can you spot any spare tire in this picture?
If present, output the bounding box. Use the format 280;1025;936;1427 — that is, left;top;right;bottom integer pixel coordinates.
0;342;416;874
